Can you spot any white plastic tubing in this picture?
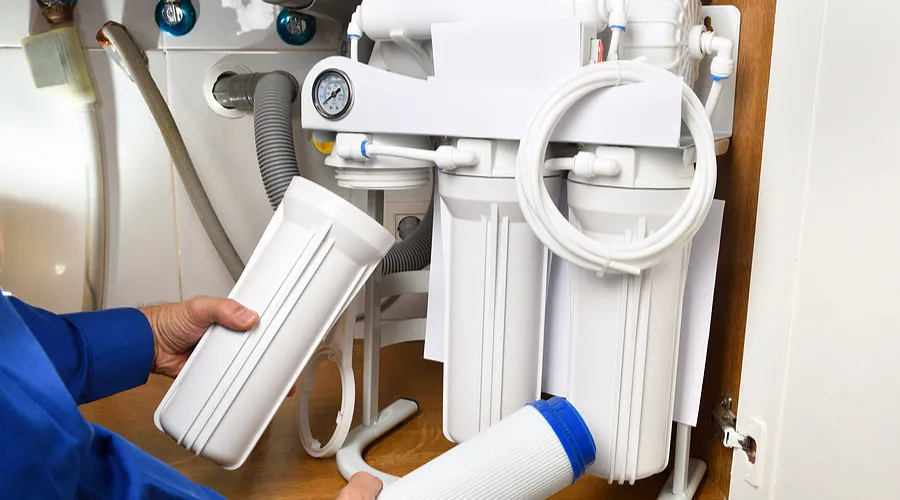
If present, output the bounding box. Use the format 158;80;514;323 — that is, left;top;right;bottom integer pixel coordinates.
516;60;716;276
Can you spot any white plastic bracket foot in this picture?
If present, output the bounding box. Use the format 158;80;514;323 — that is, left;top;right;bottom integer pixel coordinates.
335;398;419;485
658;423;708;500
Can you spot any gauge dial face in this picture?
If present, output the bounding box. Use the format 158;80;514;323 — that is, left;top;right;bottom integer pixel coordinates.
313;70;353;119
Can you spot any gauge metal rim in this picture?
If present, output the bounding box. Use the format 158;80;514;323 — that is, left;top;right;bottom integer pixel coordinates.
312;68;354;120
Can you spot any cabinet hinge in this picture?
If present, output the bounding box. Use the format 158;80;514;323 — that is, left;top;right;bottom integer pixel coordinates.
711;395;757;463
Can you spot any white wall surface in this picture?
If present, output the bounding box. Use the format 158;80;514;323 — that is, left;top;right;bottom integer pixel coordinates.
733;1;900;498
0;0;431;313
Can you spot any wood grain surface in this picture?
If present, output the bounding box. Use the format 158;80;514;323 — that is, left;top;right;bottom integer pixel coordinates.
82;341;724;499
692;0;777;497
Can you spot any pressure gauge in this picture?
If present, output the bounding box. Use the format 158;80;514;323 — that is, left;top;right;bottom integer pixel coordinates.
312;69;353;120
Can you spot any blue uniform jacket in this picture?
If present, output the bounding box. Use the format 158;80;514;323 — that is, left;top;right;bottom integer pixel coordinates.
0;290;224;499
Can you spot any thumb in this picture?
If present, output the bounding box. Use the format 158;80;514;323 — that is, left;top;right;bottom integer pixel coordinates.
189;297;259;331
345;472;383;498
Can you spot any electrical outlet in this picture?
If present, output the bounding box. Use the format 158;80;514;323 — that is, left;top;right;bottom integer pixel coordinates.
383;201;429;239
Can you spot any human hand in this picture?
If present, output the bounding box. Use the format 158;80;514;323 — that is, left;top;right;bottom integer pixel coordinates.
140;296;259;379
336;473;383;500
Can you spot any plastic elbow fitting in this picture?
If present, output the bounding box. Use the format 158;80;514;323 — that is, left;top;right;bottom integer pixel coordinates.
434;146;478;170
709;37;736;80
689;26;735;80
693;28;735;80
572;151;621;178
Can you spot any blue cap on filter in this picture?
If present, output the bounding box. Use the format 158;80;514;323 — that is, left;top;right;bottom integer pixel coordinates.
527;397;597;483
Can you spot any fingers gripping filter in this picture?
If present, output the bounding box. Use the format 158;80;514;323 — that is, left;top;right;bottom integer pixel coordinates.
154;177;395;469
378;397;596;500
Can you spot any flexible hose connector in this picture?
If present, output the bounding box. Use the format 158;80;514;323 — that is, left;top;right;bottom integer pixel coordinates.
98;22;245;281
253;72;301;210
381;169;435;275
80;103;107;310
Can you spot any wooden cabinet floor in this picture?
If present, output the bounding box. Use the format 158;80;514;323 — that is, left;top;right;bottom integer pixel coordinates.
81;341;727;500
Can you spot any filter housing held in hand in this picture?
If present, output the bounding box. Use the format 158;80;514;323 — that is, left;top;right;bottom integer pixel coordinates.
154;176;394;469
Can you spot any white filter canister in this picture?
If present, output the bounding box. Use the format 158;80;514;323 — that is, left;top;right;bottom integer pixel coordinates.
154;176;395;469
565;177;691;483
378;397;596;500
439;171;561;444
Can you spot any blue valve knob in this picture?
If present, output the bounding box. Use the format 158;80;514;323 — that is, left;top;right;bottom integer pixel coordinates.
155;0;197;37
276;9;316;46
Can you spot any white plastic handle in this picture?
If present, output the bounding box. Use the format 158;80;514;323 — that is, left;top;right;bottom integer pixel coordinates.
297;312;356;458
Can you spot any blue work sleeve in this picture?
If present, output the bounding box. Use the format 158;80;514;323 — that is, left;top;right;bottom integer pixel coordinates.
8;297;155;405
0;294;225;500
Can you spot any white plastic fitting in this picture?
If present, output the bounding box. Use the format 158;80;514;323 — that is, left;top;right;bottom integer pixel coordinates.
688;24;707;61
545;152;622;178
687;25;735;115
606;0;627;61
433;145;480;170
689;26;736;80
607;0;627;28
378;398;596;500
348;7;362;62
335;136;479;170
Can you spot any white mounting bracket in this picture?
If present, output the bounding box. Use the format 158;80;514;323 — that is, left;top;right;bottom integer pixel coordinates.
660;8;742;497
333;190;428;486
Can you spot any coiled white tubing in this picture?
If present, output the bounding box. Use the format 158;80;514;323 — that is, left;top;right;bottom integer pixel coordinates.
515;60;717;276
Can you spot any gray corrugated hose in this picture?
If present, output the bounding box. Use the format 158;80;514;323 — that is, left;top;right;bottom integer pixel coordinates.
381;170;435;275
249;69;434;273
253;72;301;210
99;22;244;281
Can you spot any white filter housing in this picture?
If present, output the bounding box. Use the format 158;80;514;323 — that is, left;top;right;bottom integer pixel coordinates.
565;151;692;483
439;165;560;444
378;397;596;500
154;177;394;469
620;0;703;86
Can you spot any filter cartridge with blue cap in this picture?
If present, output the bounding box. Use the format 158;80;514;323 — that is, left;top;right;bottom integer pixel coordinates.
377;397;596;500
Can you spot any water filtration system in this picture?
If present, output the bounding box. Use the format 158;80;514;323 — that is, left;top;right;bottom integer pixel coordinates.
110;0;742;497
